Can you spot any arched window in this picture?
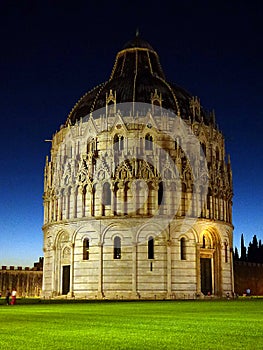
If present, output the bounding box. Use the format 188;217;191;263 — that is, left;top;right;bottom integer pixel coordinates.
119;136;124;151
113;134;119;151
113;135;124;151
103;182;111;206
145;134;153;150
148;236;154;259
180;237;186;260
102;182;111;216
158;181;163;206
114;236;121;259
83;238;89;260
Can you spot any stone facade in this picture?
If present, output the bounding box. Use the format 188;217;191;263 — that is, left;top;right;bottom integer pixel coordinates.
42;36;234;299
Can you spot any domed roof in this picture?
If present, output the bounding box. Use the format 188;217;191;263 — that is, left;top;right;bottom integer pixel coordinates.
66;35;211;125
122;35;154;50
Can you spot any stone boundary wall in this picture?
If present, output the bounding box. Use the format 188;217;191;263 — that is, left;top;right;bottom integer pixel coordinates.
0;266;43;298
234;261;263;296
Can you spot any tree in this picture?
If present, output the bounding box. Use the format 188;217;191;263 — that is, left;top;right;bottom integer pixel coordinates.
240;233;247;261
234;247;239;260
247;235;263;263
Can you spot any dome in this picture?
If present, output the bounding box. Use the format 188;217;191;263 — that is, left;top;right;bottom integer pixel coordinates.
122;35;154;50
66;36;210;126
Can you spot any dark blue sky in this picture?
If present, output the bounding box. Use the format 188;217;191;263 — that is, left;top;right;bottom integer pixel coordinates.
0;0;262;266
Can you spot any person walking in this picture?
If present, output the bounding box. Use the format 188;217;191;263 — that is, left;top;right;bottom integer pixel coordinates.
11;289;17;305
5;289;11;305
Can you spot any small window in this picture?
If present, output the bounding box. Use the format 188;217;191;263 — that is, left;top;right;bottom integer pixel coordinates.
180;237;186;260
148;236;154;259
158;181;163;206
113;135;124;151
119;136;124;151
114;236;121;259
103;183;111;204
145;134;153;150
83;238;89;260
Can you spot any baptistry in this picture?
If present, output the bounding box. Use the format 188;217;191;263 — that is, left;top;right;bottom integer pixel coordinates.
42;35;234;299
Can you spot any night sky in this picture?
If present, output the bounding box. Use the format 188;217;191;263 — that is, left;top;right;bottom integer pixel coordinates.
1;1;262;266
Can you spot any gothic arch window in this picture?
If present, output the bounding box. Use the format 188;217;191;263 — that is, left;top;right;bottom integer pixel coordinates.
103;182;111;206
148;236;154;259
119;135;124;150
114;236;121;259
180;237;186;260
102;182;111;216
145;134;153;150
158;181;163;207
83;238;89;260
113;134;124;151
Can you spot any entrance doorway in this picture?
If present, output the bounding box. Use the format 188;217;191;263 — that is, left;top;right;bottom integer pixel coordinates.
201;258;212;295
62;265;70;295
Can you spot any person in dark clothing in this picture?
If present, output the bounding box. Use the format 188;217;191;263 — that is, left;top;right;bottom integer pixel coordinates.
5;289;11;305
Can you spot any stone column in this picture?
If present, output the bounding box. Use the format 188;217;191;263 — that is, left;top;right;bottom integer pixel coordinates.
98;240;104;298
132;242;137;297
167;240;172;297
52;245;56;297
196;245;201;296
70;243;75;297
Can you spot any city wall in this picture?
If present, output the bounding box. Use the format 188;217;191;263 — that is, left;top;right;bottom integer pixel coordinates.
0;259;43;298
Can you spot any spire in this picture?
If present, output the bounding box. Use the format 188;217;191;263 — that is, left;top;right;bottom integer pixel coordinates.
136;28;139;37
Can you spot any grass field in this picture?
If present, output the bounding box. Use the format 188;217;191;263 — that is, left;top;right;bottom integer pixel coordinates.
0;299;262;349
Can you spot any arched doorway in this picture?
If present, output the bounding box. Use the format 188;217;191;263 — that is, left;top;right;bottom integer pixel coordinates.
62;265;70;295
199;230;221;296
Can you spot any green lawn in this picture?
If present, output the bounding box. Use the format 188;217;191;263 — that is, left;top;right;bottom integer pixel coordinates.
0;299;262;349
